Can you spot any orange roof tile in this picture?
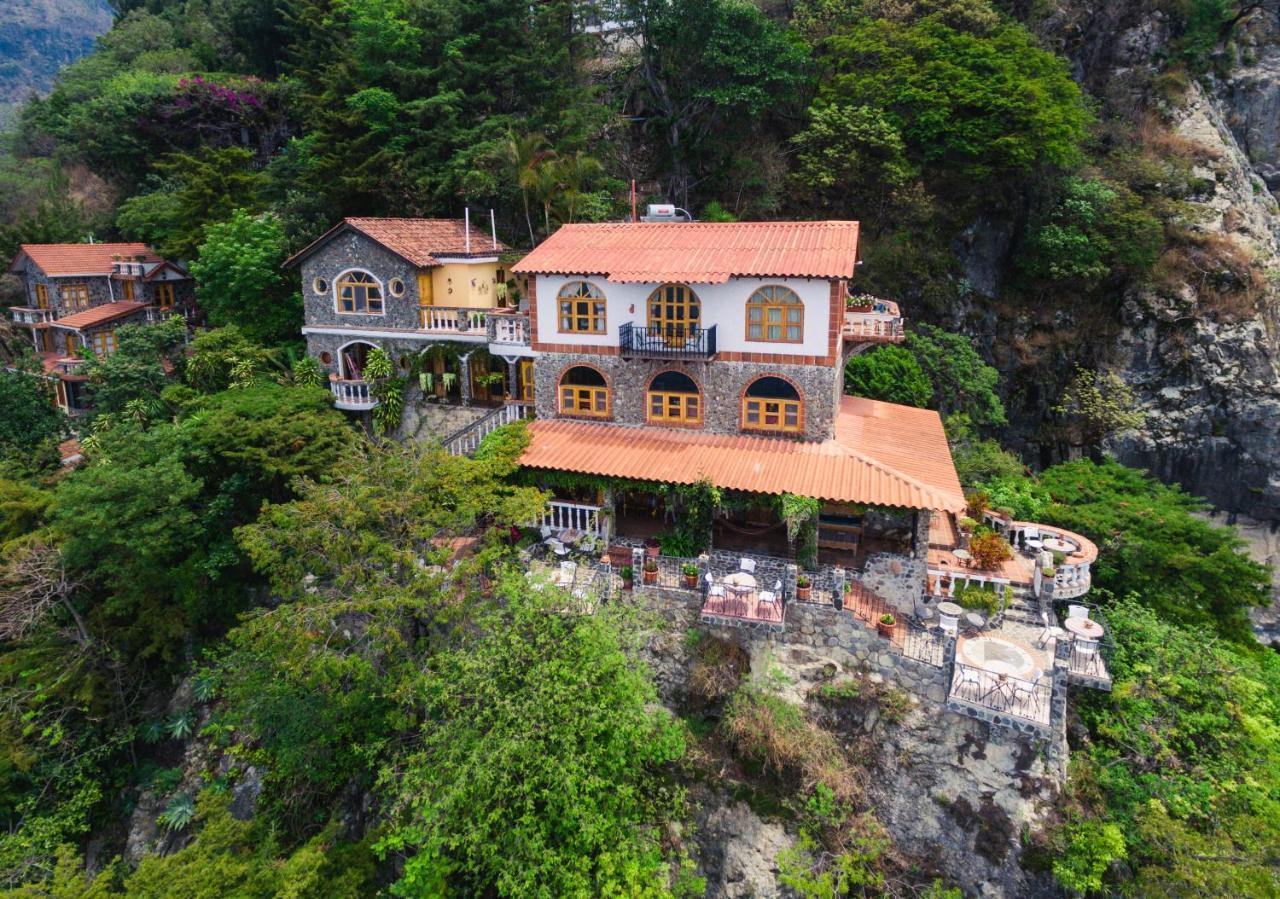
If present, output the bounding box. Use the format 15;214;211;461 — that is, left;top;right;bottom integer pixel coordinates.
284;218;509;269
51;301;147;330
11;243;159;277
520;396;964;512
511;221;860;283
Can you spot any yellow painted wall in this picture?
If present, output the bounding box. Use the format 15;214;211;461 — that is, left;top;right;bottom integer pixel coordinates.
425;260;507;309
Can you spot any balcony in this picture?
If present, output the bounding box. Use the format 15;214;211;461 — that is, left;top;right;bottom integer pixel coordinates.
486;312;530;347
330;378;378;410
10;307;54;327
843;304;903;344
618;323;717;360
419;306;491;338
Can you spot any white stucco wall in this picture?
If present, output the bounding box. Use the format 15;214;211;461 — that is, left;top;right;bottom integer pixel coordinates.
534;274;833;357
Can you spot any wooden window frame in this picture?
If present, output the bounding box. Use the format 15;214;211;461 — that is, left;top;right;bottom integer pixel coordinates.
155;282;174;309
647;283;700;345
91;330;117;356
335;270;384;315
746;285;803;343
647;390;701;426
559;384;610;418
519;359;534;403
742;396;803;434
120;280;135;302
557;281;606;334
61;283;90;311
34;284;48;309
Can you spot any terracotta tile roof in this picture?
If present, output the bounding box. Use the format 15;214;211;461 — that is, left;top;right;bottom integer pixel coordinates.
511;221;860;283
11;243;159;277
51;301;148;330
284;218;509;269
520;396;964;512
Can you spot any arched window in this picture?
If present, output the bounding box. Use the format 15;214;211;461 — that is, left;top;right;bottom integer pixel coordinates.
647;283;700;345
559;366;610;418
647;370;701;425
742;376;802;434
336;270;383;314
746;285;803;343
557;281;606;334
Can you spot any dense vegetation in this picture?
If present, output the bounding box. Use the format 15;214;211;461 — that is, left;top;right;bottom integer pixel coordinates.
0;0;1277;893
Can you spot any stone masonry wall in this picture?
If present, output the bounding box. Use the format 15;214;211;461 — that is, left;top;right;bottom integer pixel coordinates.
532;351;841;441
299;230;422;332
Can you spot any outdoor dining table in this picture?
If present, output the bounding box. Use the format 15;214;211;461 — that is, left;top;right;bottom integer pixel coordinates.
723;571;757;596
558;528;582;544
952;548;972;566
1063;616;1105;653
1042;537;1074;555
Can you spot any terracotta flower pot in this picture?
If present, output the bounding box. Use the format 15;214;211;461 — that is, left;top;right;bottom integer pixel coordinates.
683;573;698;589
643;568;658;585
877;618;895;638
796;584;811;601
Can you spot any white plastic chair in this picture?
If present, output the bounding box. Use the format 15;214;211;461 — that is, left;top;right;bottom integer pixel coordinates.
705;572;725;598
1068;604;1089;620
739;557;756;574
758;579;782;603
1036;610;1065;647
539;525;554;541
549;539;568;558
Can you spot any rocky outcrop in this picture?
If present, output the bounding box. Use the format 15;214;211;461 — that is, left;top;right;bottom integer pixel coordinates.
1108;80;1280;522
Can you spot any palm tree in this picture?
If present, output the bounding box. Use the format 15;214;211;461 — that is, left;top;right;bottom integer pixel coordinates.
503;131;555;247
549;151;605;224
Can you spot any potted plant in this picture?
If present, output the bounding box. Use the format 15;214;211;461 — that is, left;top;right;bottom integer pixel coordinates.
877;613;896;638
994;506;1015;526
846;293;875;313
644;537;661;559
681;562;699;589
1042;565;1057;579
642;558;659;585
620;565;634;590
796;575;811;601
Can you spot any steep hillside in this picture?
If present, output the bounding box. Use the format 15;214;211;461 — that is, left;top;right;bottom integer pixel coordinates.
0;0;112;125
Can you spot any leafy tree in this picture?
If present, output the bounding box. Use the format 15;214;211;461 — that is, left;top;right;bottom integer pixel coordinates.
626;0;810;205
116;147;266;260
1035;460;1268;642
843;345;933;407
906;324;1006;427
945;414;1026;489
1059;598;1280;895
1019;176;1163;290
377;578;689;897
182;325;276;393
81;317;189;423
0;372;66;463
815;10;1088;189
188;210;302;346
1053;366;1145;448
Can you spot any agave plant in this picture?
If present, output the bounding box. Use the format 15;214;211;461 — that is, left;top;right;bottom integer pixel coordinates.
158;794;196;832
363;347;394;379
290;354;325;388
191;670;218;703
139;719;167;744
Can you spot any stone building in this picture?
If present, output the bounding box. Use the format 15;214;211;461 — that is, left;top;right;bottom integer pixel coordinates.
7;242;197;416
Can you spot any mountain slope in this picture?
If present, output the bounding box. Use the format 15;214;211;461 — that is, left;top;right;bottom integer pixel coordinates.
0;0;112;125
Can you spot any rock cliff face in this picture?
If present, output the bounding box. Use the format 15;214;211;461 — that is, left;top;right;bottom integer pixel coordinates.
0;0;112;125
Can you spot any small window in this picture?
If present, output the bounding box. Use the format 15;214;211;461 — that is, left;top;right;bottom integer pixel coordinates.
389;278;406;297
742;376;802;434
319;351;334;365
34;284;48;309
647;370;701;426
61;284;90;311
558;365;610;418
91;330;117;356
156;283;175;310
314;277;330;295
336;271;383;314
557;281;606;333
746;285;803;343
120;281;135;301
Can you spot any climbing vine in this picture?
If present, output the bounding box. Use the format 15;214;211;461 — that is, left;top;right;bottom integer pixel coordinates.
777;493;820;568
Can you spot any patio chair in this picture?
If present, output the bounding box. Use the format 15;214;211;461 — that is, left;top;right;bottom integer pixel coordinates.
1036;610;1065;648
705;573;725;598
1067;604;1089;620
953;665;982;701
939;615;958;637
758;579;781;603
739;557;756;574
539;525;554;541
548;539;569;558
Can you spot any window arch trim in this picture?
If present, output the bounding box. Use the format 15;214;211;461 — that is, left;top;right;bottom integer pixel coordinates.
746;285;804;344
557;280;607;334
741;374;804;434
646;369;702;427
334;269;385;315
646;283;701;345
557;363;612;419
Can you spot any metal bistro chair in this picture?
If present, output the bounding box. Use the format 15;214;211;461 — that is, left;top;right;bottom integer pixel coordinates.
739;557;757;574
953;665;983;702
1067;604;1090;620
758;579;781;603
1036;610;1066;648
705;572;725;598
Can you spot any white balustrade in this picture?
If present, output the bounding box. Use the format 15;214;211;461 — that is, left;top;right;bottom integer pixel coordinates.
443;402;532;455
488;314;529;345
420;307;490;334
540;500;606;539
330;378;378;410
843;312;904;341
10;307;54;326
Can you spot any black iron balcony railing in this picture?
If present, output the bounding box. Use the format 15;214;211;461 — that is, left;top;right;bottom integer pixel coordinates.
618;322;717;360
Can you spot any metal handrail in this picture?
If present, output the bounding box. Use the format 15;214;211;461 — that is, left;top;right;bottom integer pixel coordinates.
619;322;717;358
